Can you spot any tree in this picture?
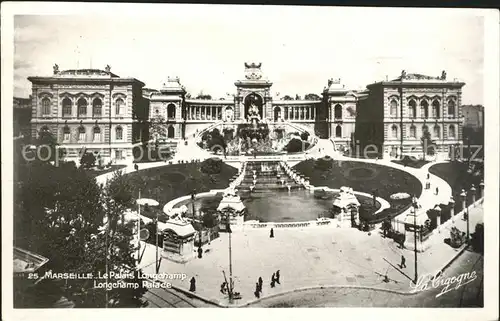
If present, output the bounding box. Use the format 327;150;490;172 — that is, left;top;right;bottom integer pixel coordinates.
285;138;307;153
304;93;321;101
14;163;147;308
35;130;64;163
420;129;435;160
149;114;167;142
471;223;484;254
80;152;97;169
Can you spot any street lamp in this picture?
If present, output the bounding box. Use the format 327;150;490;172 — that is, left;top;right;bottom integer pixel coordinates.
479;180;484;199
412;197;419;284
191;189;203;259
460;189;469;244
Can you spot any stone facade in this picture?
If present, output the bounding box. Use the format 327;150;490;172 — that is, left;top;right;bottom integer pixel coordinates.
28;66;146;164
26;64;468;163
355;71;465;158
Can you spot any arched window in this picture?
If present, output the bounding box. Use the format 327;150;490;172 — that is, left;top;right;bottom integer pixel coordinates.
63;126;70;142
62;98;72;117
93;127;101;141
391;125;398;138
422;125;429;136
447;100;456;117
41;98;51;115
78;126;86;141
432;100;440;118
420;100;429;118
448;125;456;138
115;98;125;115
167;126;175;138
409;99;417;118
93;98;102;117
335;125;342;138
167;103;176;119
409;125;416;138
390;100;398;117
115;126;123;140
334;104;342;119
77;98;87;118
433;125;441;138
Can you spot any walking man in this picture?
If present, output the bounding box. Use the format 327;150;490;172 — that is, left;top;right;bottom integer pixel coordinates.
189;277;196;292
270;273;276;288
435;187;439;195
275;270;281;284
258;277;263;293
134;163;139;171
220;281;227;294
270;228;274;238
400;255;406;269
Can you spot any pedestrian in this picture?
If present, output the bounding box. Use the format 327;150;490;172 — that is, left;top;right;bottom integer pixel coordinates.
427;173;430;180
270;277;275;288
189;277;196;292
198;246;203;258
254;283;260;298
270;228;274;238
134;163;139;171
258;276;263;292
275;270;280;284
220;282;227;294
400;255;406;269
435;187;439;195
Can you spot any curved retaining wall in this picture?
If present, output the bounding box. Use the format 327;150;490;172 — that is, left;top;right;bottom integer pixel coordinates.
280;162;391;215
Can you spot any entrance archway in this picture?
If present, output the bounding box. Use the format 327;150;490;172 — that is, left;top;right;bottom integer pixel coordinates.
274;107;282;122
167;126;175;138
244;93;263;120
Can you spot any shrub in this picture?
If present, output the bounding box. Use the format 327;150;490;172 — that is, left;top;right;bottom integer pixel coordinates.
300;131;310;141
285;138;308;153
314;157;333;171
80;152;96;169
471;223;484;253
200;158;223;174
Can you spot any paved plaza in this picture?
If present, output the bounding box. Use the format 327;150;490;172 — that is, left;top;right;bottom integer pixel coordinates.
138;203;483;306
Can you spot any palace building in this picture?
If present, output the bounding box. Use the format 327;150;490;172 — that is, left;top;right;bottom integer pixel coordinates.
27;63;465;163
355;70;465;157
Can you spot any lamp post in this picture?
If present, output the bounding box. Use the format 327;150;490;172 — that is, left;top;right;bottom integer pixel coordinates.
136;198;160;271
191;189;203;258
412;195;418;284
479;180;484;199
460;189;469;243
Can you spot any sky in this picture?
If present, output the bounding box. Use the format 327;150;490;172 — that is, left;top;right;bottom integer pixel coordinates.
13;5;485;105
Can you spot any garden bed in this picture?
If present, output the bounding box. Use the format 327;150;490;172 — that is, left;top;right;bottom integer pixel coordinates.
428;161;484;213
294;158;422;223
121;162;237;206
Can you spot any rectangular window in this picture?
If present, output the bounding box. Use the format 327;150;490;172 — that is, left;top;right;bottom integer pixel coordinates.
115;150;123;160
63;133;70;142
93;133;101;142
79;133;86;142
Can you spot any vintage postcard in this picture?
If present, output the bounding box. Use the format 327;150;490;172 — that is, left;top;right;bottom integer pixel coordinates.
2;3;498;321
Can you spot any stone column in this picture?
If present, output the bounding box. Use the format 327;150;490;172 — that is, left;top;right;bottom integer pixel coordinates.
470;185;476;205
434;205;441;233
288;107;292;120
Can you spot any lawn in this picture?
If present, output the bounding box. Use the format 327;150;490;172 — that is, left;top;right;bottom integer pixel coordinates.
85;165;127;178
391;156;430;169
121;162;238;207
293;158;422;223
429;161;484;213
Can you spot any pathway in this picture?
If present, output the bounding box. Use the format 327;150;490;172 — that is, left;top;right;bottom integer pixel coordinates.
137;203;482;307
